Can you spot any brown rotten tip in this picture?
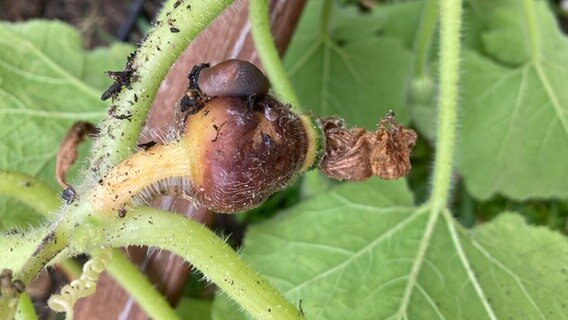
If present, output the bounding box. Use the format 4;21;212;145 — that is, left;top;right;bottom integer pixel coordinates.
185;95;310;213
319;112;417;181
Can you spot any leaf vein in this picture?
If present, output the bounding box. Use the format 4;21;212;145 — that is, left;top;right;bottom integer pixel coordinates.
443;210;498;320
285;209;425;294
471;240;546;319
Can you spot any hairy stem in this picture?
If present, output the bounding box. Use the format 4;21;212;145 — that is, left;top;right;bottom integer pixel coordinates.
0;170;59;215
89;142;190;213
96;208;303;320
7;0;231;303
0;172;81;281
88;0;233;178
429;0;462;207
15;226;70;284
0;171;176;319
249;0;301;109
106;249;179;320
0;227;50;272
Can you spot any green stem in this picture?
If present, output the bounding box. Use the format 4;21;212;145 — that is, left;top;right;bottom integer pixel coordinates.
106;249;179;320
522;0;540;63
96;208;303;320
0;170;59;215
88;0;233;178
320;0;333;38
249;0;301;109
1;227;50;272
7;0;232;298
15;292;37;320
428;0;462;208
0;171;81;281
412;0;438;79
15;226;70;284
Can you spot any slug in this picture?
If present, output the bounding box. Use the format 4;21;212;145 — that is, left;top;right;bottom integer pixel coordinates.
197;59;270;97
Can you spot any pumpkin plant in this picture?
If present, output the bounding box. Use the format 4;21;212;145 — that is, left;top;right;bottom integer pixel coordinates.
1;0;567;319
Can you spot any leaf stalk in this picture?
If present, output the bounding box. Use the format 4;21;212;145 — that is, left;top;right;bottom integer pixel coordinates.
429;0;462;208
249;0;301;109
96;208;304;320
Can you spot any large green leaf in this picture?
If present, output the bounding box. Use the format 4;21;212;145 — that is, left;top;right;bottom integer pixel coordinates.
284;0;413;129
459;0;568;199
0;21;132;227
212;180;568;319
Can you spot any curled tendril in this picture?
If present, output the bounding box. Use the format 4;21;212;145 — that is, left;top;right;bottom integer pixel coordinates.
48;249;113;319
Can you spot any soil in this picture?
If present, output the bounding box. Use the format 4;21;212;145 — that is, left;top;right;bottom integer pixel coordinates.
0;0;163;48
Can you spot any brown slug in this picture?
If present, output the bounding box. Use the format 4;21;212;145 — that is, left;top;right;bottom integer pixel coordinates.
197;59;270;97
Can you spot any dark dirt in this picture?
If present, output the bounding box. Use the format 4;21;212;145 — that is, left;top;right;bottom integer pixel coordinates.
0;0;163;48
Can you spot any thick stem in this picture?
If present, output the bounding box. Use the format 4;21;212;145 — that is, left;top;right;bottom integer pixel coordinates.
96;208;303;320
30;5;239;283
249;0;301;109
87;0;233;179
320;0;333;39
89;142;191;213
0;170;59;215
14;225;70;284
105;249;179;320
0;172;81;282
0;171;76;283
428;0;462;208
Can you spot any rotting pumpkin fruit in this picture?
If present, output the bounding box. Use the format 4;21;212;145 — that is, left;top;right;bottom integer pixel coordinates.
88;59;416;215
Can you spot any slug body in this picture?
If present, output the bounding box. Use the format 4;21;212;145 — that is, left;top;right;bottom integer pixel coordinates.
197;59;269;97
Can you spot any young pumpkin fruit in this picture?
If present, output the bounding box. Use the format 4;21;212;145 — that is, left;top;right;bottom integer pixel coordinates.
184;95;315;212
90;60;322;214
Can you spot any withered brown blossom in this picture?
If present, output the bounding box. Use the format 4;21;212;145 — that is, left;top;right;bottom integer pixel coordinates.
1;269;25;297
55;121;98;193
319;112;417;181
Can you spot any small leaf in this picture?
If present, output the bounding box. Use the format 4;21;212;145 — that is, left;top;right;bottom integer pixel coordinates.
284;0;413;129
212;181;568;319
0;21;133;225
459;1;568;199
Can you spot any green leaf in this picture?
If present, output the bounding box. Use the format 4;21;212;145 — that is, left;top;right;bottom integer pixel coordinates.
459;1;568;199
284;0;413;129
212;181;568;319
380;1;427;50
0;21;133;226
